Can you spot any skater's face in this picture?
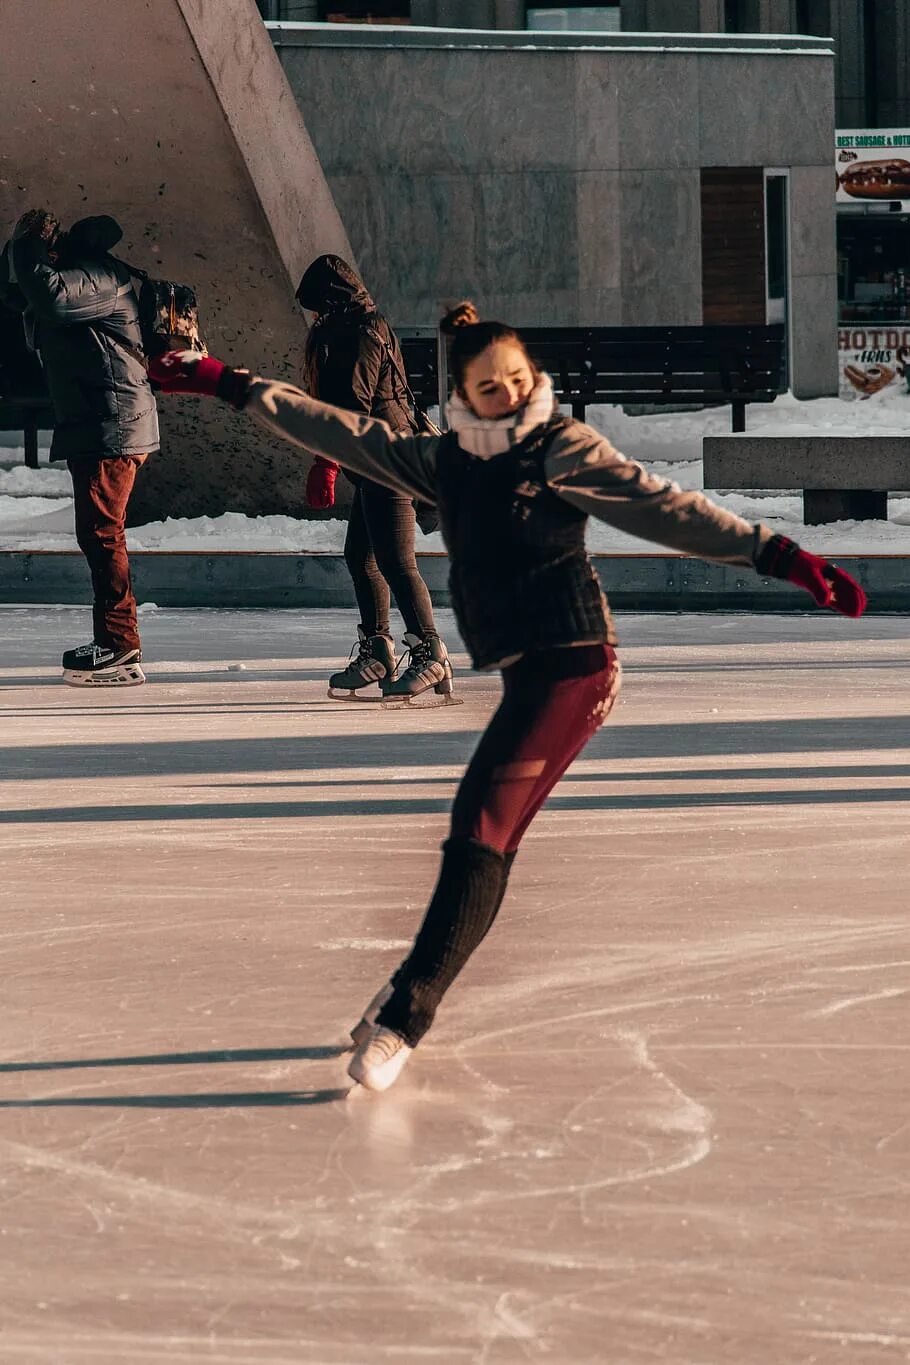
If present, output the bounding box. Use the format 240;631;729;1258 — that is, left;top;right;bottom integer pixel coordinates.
460;341;536;419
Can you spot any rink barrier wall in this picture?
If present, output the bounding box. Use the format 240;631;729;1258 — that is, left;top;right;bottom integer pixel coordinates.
1;552;908;612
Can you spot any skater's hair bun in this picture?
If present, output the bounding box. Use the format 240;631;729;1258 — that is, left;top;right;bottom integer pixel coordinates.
439;301;538;391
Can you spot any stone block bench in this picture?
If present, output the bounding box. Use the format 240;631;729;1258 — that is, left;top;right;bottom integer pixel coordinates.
703;435;910;523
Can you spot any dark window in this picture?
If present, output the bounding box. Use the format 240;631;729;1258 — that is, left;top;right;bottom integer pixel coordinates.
795;0;830;35
318;0;410;18
723;0;761;32
765;176;787;305
862;0;879;126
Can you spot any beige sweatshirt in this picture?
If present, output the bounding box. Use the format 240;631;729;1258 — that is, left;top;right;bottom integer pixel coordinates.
244;378;772;566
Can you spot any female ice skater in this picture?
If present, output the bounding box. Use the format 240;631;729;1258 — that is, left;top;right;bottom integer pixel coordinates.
150;302;866;1093
296;255;453;705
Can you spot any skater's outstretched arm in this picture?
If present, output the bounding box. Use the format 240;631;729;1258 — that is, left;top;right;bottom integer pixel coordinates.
542;423;866;616
149;353;439;506
543;421;765;564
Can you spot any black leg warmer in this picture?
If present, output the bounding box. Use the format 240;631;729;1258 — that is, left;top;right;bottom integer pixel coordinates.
379;839;510;1047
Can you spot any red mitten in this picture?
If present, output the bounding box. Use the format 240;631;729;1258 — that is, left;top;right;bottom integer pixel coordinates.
757;535;867;617
306;457;338;510
148;351;226;396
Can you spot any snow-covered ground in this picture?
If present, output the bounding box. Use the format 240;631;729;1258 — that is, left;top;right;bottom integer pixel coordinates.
3;388;910;554
2;606;908;1363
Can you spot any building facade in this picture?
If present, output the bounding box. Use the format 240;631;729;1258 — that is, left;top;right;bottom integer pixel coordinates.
270;22;837;395
260;1;909;131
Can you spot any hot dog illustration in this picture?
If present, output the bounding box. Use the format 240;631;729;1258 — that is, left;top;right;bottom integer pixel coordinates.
838;159;910;199
843;362;897;396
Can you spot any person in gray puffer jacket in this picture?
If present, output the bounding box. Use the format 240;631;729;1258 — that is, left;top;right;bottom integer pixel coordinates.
0;209;158;685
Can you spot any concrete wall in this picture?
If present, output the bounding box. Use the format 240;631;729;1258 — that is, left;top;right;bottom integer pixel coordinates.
274;26;838;394
0;550;899;611
0;0;352;521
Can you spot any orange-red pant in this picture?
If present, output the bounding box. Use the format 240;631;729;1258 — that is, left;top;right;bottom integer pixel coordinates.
67;455;147;651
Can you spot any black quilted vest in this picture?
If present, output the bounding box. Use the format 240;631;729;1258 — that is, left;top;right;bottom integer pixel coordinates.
435;416;609;670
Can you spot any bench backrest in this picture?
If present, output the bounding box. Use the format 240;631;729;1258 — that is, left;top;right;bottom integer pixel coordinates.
398;323;785;411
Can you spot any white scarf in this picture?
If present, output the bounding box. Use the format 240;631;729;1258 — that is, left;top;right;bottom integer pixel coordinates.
445;372;557;458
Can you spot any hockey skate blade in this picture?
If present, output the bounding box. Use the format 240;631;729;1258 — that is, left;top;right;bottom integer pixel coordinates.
63;662;146;688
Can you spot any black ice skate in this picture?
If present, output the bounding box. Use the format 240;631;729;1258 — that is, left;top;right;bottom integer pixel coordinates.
61;643;145;688
381;633;461;709
328;628;395;699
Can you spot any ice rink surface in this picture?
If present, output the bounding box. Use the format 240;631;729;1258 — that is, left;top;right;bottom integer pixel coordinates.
1;605;909;1364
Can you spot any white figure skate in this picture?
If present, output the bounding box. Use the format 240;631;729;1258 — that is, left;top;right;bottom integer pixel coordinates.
348;1026;413;1092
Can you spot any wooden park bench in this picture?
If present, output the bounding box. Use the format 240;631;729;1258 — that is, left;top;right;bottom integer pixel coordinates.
399;323;785;434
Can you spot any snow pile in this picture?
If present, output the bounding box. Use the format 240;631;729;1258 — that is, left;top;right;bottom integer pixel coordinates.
3;387;910;555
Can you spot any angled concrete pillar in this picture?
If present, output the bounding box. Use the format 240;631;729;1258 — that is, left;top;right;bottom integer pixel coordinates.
0;0;353;520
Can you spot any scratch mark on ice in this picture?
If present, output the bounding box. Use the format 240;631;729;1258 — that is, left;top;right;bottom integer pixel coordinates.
812;987;906;1018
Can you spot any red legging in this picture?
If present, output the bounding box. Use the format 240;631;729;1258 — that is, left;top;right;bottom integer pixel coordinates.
450;642;621;852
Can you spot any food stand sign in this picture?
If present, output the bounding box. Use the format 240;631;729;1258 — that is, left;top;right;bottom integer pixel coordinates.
838;325;910;400
836;130;910;206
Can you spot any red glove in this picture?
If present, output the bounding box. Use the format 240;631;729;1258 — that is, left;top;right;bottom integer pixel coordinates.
306;457;338;510
757;535;867;617
148;351;226;395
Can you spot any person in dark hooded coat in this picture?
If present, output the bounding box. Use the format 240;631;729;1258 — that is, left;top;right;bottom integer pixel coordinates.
1;209;158;686
296;254;453;703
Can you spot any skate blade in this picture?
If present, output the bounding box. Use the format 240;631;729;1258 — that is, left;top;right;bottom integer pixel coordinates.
380;692;463;710
63;663;146;688
327;686;386;703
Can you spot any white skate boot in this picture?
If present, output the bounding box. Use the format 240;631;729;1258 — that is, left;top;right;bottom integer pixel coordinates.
350;980;393;1047
348;1026;413;1093
61;643;146;688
